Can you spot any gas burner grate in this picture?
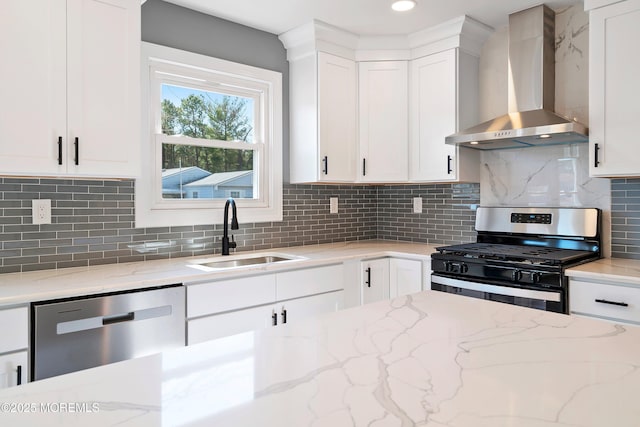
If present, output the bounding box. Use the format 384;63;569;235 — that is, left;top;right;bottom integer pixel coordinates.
435;243;594;265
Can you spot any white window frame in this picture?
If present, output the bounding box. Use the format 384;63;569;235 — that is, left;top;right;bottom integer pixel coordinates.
137;42;282;227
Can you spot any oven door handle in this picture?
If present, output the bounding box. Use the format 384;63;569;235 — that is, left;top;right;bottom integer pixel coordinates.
431;275;562;302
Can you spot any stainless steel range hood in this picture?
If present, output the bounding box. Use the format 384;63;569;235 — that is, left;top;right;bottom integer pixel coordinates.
446;5;588;150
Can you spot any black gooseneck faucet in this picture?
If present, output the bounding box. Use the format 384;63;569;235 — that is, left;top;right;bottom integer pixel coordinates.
222;198;239;255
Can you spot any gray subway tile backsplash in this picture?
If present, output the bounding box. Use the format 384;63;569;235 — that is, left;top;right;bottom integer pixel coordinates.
10;178;629;266
611;178;640;260
0;177;482;273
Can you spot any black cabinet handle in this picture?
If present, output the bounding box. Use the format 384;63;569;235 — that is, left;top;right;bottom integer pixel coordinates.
281;308;287;324
16;365;22;386
594;143;600;168
362;158;366;176
57;136;63;165
322;156;328;175
271;311;278;326
595;298;628;307
365;267;371;288
74;137;79;165
447;155;453;174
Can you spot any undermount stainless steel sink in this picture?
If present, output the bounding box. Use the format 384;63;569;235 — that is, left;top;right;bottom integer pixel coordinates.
187;253;305;271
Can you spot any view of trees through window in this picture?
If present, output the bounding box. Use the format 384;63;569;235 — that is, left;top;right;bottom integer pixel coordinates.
160;84;256;200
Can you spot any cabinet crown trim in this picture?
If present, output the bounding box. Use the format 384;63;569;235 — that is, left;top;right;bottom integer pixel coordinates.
279;16;493;62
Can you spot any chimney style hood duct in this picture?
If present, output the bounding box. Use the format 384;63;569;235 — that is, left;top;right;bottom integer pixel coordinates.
446;5;588;150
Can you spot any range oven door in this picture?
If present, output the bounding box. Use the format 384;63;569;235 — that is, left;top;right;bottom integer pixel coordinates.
431;274;566;313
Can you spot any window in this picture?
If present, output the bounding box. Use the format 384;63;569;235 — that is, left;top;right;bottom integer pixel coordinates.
137;43;283;227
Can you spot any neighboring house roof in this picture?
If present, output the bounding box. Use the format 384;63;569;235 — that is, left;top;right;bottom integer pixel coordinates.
161;166;210;178
184;170;253;187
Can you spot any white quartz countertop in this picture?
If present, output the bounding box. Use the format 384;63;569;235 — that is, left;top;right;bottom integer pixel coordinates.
0;240;435;306
566;257;640;286
2;289;639;427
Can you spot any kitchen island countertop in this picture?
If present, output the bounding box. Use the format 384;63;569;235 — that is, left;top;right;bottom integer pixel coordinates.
1;289;639;427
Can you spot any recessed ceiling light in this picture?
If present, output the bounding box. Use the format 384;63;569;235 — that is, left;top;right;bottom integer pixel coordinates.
470;141;479;145
538;134;551;139
391;0;417;12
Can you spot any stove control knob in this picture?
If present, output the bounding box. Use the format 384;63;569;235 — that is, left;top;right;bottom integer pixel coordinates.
444;261;452;272
460;263;469;274
531;272;540;284
512;270;522;282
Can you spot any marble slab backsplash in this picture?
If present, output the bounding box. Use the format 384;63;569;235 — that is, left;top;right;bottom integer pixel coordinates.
480;144;612;256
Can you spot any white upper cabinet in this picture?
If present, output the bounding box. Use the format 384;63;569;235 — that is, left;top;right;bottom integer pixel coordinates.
280;17;490;184
358;61;409;182
409;49;480;182
587;0;640;177
288;51;357;183
0;0;140;178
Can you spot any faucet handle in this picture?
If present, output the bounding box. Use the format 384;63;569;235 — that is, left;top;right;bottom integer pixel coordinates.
229;235;237;250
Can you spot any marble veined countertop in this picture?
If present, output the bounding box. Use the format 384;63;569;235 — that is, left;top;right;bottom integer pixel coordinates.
566;257;640;286
1;289;639;426
0;240;435;307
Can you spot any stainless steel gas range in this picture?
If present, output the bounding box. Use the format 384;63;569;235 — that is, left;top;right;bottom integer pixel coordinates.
430;207;602;314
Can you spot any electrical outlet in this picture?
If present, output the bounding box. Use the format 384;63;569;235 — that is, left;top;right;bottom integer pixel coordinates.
330;197;338;214
32;199;52;225
413;197;423;213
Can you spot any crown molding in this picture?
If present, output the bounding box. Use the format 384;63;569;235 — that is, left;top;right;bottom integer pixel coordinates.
584;0;626;11
279;16;493;62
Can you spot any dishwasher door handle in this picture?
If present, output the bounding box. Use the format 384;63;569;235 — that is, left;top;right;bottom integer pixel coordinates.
56;305;172;335
102;311;135;325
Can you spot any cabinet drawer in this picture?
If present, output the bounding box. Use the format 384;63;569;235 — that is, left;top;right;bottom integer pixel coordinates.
571;279;640;324
0;351;28;388
187;305;274;345
276;264;344;300
0;307;28;354
187;274;276;318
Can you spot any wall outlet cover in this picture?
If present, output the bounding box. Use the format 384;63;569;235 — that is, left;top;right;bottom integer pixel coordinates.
413;197;423;214
330;197;339;214
32;199;52;225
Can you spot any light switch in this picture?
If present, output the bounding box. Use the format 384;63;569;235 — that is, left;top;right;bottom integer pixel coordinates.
413;197;422;213
330;197;338;214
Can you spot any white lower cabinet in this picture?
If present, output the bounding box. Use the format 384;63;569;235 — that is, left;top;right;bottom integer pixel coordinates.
0;306;28;388
389;258;423;298
188;291;344;346
188;304;274;345
277;291;344;327
361;259;390;305
570;278;640;325
0;351;28;389
360;258;424;305
186;265;345;345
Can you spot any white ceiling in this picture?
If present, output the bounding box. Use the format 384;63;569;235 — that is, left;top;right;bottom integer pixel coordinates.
163;0;583;36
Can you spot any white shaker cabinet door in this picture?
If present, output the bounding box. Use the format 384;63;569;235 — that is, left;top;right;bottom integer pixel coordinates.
317;52;358;182
66;0;140;177
409;49;480;182
0;352;28;389
361;258;390;305
0;0;66;175
278;290;344;325
589;0;640;177
410;50;457;181
389;258;423;298
358;61;409;182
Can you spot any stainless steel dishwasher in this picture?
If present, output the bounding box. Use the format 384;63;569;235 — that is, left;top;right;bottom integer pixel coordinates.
31;284;185;381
